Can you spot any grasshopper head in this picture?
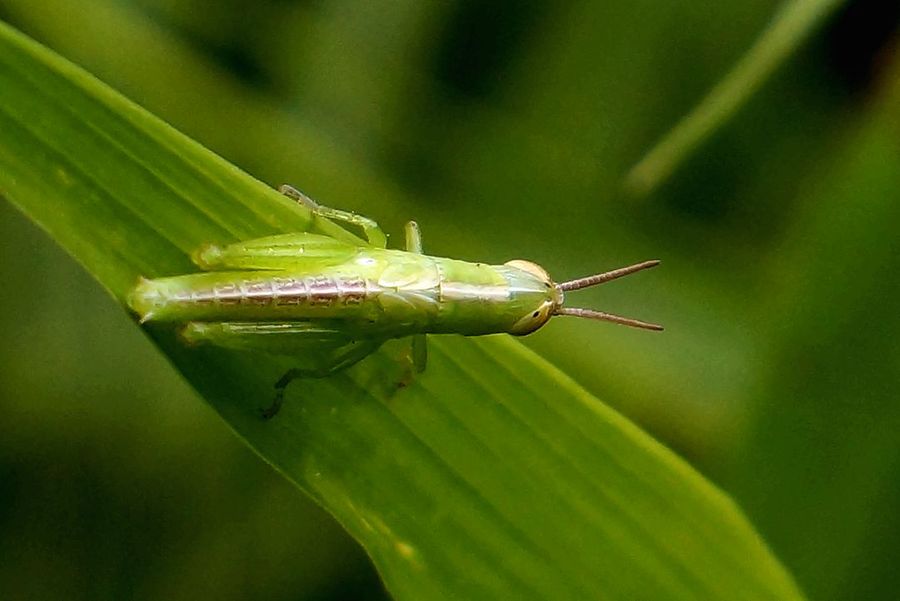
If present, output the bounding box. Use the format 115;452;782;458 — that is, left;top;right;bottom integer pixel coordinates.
504;259;664;335
504;260;562;335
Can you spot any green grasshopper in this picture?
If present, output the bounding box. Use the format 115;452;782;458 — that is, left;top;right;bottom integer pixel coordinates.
129;185;662;417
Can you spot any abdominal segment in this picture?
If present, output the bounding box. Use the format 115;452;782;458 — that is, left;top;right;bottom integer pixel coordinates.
130;271;374;322
203;275;368;307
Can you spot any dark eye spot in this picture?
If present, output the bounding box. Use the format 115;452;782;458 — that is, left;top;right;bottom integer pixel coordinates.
532;311;539;317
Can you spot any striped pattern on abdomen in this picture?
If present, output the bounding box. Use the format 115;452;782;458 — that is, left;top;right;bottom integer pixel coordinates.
171;275;369;308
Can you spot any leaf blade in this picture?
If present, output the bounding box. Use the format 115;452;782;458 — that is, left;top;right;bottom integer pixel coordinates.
0;21;803;601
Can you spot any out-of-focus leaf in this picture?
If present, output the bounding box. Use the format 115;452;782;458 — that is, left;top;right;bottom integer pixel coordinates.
625;0;845;196
729;61;900;601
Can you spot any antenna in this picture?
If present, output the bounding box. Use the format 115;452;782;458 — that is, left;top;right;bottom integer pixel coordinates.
555;260;663;331
558;259;660;291
555;307;663;331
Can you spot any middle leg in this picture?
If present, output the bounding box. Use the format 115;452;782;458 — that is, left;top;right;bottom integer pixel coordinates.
403;220;427;374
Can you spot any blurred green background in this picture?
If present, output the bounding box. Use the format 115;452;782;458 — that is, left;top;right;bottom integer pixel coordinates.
1;1;899;599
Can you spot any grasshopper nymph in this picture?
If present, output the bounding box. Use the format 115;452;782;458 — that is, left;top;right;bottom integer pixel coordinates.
129;185;662;418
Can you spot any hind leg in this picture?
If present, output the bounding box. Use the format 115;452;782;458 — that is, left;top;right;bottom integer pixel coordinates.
181;321;381;419
279;184;387;248
264;339;382;419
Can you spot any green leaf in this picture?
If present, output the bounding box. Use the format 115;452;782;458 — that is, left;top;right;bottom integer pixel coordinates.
625;0;845;196
0;21;803;601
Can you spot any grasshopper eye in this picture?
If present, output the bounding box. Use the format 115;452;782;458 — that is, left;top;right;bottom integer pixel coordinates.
509;301;555;335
